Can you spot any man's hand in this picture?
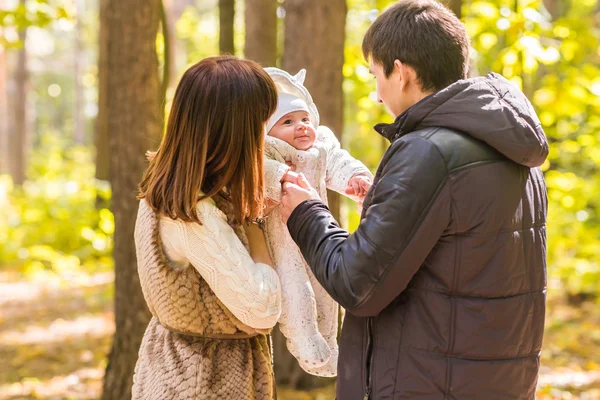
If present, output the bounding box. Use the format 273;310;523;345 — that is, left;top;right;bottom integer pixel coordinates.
345;174;373;198
281;173;320;223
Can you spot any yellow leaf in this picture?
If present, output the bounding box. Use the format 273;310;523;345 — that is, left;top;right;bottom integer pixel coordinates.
534;88;556;106
478;32;498;50
539;111;555;127
503;50;518;65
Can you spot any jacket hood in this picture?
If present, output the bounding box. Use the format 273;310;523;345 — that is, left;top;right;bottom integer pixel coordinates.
374;73;549;168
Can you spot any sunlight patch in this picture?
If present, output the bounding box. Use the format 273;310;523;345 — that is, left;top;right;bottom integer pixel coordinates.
0;314;114;345
0;281;43;305
0;367;104;399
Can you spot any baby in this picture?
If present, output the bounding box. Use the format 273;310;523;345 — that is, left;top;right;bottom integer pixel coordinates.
262;67;373;377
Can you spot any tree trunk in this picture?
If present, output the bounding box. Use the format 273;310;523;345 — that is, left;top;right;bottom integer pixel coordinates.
95;0;109;182
219;0;235;54
9;1;28;185
159;0;171;103
164;0;195;92
0;42;8;175
74;0;85;145
100;0;161;398
277;0;347;389
447;0;462;19
448;0;479;77
244;0;278;66
438;0;480;77
542;0;571;19
163;0;177;91
282;0;346;224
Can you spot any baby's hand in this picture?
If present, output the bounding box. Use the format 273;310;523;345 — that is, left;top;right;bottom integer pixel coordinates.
264;198;280;216
281;170;300;184
345;174;373;198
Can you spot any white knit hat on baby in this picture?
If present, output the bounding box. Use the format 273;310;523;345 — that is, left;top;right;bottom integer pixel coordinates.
266;93;312;133
264;67;320;134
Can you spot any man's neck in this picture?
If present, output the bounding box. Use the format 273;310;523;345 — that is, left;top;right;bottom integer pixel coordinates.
413;88;435;105
394;87;436;120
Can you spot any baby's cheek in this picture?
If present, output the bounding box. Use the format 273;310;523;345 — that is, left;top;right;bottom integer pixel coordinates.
269;129;295;147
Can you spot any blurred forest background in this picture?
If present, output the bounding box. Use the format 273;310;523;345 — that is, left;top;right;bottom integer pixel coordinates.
0;0;599;399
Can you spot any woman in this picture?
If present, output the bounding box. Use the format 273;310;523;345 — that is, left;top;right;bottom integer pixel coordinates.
132;56;281;399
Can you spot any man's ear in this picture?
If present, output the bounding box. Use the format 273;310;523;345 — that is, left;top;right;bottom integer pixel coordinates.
394;59;417;92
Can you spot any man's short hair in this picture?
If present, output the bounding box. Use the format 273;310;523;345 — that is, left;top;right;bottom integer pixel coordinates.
362;0;470;92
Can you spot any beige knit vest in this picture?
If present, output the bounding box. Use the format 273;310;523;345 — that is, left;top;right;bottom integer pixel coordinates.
134;196;276;399
137;195;271;337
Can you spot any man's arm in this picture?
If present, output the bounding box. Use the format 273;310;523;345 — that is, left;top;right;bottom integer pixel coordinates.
286;135;451;317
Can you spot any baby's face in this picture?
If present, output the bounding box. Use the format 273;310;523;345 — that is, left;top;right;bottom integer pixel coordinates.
268;111;316;151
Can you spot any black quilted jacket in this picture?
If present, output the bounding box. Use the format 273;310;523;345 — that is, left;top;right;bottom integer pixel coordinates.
287;73;549;400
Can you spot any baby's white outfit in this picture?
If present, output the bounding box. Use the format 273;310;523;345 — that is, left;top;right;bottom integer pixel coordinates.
263;68;372;377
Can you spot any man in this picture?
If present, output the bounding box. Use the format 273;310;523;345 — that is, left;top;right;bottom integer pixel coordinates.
280;0;549;399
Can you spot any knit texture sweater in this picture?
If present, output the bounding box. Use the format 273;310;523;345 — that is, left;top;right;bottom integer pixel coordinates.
132;196;281;399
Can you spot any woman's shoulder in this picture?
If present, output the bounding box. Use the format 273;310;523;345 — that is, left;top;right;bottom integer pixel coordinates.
138;197;227;225
194;196;228;223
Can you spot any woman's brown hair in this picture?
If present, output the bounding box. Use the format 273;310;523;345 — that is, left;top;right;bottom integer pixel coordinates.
138;56;278;224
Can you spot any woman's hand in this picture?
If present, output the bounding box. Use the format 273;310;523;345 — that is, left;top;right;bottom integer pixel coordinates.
245;223;273;266
281;173;320;223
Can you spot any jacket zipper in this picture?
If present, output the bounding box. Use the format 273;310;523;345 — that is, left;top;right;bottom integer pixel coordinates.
364;317;374;400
